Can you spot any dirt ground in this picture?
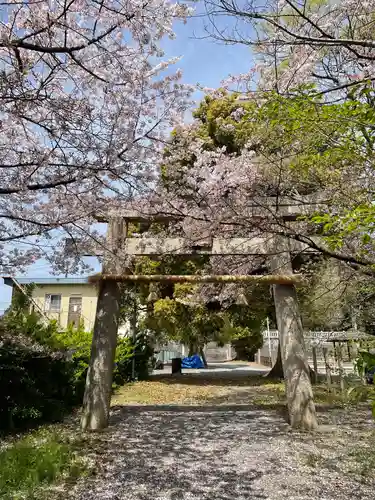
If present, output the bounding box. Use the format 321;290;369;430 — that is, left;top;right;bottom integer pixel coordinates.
61;373;375;500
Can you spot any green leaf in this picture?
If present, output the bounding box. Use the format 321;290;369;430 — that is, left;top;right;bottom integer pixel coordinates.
363;233;371;244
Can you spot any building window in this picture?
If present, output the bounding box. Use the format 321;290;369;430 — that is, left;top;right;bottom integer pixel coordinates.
45;294;61;312
67;296;82;328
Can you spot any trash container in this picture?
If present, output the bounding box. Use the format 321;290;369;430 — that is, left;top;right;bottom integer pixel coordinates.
171;357;182;374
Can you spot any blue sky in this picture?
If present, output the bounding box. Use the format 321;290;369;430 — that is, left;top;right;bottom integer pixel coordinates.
161;9;252;91
0;10;253;312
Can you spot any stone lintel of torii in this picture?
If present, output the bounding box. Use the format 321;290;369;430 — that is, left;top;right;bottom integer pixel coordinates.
74;234;319;258
94;191;331;223
107;235;317;257
82;192;329;257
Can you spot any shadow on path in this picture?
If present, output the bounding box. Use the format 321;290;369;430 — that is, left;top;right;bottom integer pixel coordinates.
72;405;293;499
71;403;374;500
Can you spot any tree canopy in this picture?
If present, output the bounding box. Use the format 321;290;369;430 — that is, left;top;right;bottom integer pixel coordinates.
132;84;375;339
0;0;192;273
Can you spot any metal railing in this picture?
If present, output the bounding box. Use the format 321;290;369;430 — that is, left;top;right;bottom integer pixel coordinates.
259;329;360;374
262;330;358;341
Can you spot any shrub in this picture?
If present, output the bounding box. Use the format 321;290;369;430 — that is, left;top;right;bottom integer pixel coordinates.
349;346;375;419
354;347;375;380
0;309;154;432
2;286;61;349
114;333;155;385
57;325;154;391
230;326;263;361
0;428;88;499
0;339;76;431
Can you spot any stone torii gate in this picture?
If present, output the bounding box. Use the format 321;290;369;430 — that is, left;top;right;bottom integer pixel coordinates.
80;195;328;432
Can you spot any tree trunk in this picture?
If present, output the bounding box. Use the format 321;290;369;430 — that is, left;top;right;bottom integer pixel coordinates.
267;342;283;379
312;346;318;384
200;347;208;368
269;235;318;431
268;342;316;382
81;280;121;431
336;342;345;393
188;343;196;356
322;347;332;388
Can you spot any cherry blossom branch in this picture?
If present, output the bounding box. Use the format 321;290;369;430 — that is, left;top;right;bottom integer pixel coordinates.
1;26;117;55
0;176;80;195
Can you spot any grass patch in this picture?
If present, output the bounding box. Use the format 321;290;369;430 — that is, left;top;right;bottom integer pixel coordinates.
112;375;287;407
304;452;323;468
251;383;351;408
112;374;366;410
112;380;219;405
252;383;285;406
0;426;89;499
303;433;375;479
313;385;347;405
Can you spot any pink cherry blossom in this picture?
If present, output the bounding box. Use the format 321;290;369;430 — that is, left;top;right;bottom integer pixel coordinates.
0;0;194;272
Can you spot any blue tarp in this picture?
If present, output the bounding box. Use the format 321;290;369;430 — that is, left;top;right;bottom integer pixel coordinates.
181;354;204;369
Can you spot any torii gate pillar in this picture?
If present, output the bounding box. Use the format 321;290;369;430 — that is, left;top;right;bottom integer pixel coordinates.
81;218;124;431
268;235;317;430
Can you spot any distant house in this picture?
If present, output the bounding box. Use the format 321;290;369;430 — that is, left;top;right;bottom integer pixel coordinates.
3;277;98;331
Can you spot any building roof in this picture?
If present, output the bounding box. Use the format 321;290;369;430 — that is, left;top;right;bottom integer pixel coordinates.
2;276;91;287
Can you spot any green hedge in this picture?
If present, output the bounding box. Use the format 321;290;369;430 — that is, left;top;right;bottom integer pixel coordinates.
0;340;76;431
59;329;154;398
0;318;154;433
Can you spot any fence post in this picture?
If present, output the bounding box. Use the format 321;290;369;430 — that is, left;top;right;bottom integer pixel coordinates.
322;346;332;390
266;317;273;365
227;343;232;361
336;341;345;393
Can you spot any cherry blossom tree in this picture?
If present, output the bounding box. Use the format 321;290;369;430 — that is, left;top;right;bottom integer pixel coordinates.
0;0;193;273
203;0;375;95
132;90;375;273
101;0;375;429
188;0;375;292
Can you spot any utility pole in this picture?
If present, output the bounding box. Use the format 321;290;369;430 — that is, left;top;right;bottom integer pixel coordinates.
266;317;272;365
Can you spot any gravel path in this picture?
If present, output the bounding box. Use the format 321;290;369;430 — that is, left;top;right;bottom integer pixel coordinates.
69;404;374;500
